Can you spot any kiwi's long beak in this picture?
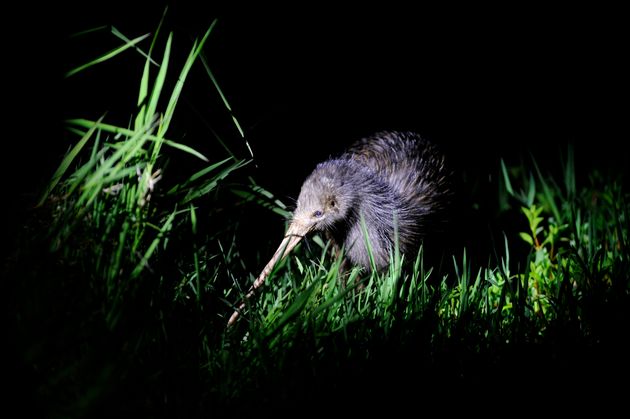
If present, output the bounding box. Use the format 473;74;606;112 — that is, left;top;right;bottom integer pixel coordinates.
253;221;310;285
227;220;312;327
278;220;311;257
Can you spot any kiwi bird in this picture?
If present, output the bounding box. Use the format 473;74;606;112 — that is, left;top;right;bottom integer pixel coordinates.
228;131;452;326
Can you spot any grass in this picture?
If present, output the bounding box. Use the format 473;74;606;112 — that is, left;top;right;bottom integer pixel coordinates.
6;14;630;417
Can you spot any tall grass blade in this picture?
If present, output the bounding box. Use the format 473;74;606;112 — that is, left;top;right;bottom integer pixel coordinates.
146;32;172;133
181;159;250;204
200;54;254;159
38;115;105;207
265;280;320;340
562;143;576;199
69;25;108;39
131;208;177;278
501;159;514;196
135;8;168;128
66;119;209;161
531;155;562;222
158;20;218;139
111;26;158;65
66;33;151;77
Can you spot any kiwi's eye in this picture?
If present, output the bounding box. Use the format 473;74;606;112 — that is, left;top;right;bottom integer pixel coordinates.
330;200;336;208
313;210;323;218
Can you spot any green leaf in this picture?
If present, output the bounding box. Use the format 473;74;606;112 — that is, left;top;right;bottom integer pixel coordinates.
519;232;534;246
486;269;500;287
312;234;326;249
295;257;304;274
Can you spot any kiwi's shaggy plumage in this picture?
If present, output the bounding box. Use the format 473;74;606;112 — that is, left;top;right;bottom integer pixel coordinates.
293;131;452;270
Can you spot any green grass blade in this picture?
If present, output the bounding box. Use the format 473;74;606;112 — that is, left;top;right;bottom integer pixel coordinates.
66;33;151;77
135;51;151;130
188;157;233;183
81;120;156;197
563;143;576;199
38;115;105;207
181;159;250;204
131;208;177;278
229;181;292;218
531;156;562;222
526;172;536;206
265;280;319;339
200;53;254;159
111;26;158;66
500;159;514;196
69;25;108;39
146;32;172;131
135;8;168;129
66;119;209;161
167;157;232;195
158;20;218;139
359;213;378;272
160;139;209;162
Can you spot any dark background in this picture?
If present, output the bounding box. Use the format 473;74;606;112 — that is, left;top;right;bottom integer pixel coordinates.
7;2;627;214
